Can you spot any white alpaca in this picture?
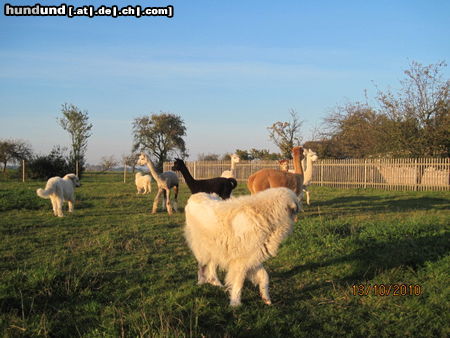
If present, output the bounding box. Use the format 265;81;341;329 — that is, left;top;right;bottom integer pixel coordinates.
137;153;179;215
301;149;318;205
185;187;300;306
221;154;240;178
36;173;81;217
279;148;318;205
135;172;152;194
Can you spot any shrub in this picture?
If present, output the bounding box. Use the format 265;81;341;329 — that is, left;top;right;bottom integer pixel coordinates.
26;146;71;180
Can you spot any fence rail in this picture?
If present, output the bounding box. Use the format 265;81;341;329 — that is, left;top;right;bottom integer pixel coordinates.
163;158;450;191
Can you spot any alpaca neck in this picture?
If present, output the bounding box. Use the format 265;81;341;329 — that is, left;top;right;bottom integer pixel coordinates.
301;157;307;172
144;158;163;185
303;156;314;184
178;162;196;186
293;152;304;176
230;161;237;171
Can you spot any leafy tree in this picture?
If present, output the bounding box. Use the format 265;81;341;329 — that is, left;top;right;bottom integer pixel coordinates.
0;139;32;172
221;153;232;161
323;102;387;158
376;61;449;157
234;148;281;161
268;109;303;159
198;153;220;161
58;103;93;176
235;149;252;161
133;112;187;171
320;61;449;158
249;148;281;160
303;139;335;159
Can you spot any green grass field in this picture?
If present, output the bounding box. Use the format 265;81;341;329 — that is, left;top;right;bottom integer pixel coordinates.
1;172;449;337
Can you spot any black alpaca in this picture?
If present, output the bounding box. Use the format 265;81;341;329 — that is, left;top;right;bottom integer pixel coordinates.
172;159;237;199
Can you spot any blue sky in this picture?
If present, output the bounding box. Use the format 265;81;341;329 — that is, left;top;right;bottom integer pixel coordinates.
1;0;449;164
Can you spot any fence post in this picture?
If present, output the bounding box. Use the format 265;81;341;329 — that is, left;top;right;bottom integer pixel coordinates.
193;161;197;179
76;161;79;177
22;159;25;182
364;160;367;189
320;163;324;187
123;163;127;183
414;158;418;191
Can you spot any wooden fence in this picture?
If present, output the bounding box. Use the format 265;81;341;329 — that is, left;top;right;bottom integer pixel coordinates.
163;158;450;191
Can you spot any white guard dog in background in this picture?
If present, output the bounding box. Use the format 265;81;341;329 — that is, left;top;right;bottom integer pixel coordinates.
135;172;152;194
36;173;81;217
184;187;300;307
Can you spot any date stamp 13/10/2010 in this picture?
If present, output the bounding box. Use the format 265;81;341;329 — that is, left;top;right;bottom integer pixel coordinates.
352;284;423;296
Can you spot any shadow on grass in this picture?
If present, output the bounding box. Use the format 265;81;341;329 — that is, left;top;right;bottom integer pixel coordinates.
308;195;449;217
273;232;450;305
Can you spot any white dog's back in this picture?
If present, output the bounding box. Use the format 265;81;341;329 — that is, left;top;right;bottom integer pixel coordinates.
185;188;298;262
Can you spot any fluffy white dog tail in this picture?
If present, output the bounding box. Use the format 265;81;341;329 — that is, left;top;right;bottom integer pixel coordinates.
36;186;54;199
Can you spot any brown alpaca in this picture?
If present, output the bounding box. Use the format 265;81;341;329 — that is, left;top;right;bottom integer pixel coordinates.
278;159;290;172
247;147;305;195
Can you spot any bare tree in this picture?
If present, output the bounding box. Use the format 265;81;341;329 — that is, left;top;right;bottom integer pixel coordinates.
122;153;139;173
99;155;118;172
268;109;303;159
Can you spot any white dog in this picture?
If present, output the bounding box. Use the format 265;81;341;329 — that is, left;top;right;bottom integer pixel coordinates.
135;172;152;194
185;187;300;306
36;173;81;217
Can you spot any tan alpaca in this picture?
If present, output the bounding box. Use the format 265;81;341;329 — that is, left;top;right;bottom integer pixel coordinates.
137;153;179;215
247;147;305;196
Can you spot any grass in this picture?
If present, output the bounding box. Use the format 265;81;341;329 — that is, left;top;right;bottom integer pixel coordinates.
1;172;449;337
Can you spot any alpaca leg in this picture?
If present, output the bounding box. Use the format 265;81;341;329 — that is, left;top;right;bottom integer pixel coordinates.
225;264;247;306
172;185;179;212
248;265;271;305
299;191;305;212
306;189;310;206
164;189;173;215
161;194;166;209
152;189;162;214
